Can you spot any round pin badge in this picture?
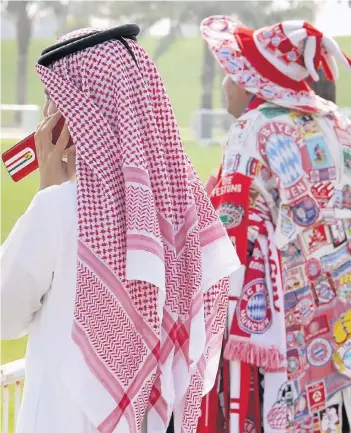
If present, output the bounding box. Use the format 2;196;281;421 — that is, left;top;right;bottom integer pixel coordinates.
305;258;322;281
307;338;332;367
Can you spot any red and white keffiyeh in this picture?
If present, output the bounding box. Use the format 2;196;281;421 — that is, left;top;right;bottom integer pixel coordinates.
36;29;240;433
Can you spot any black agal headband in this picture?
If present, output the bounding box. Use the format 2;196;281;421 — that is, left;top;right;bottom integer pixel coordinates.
37;24;140;67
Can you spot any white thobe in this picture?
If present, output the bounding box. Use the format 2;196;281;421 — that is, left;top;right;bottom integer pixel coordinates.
1;181;99;433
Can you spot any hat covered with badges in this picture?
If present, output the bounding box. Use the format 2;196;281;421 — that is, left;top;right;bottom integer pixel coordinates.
200;16;351;113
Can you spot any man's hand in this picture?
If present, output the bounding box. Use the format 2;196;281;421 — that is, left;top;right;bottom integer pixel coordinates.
35;111;76;190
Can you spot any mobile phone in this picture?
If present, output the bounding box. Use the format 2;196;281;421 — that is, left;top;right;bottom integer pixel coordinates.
2;116;73;182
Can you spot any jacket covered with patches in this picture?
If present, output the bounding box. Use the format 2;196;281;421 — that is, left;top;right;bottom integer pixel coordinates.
212;102;351;433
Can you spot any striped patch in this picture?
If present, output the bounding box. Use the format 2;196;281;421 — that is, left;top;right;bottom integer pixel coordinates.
4;147;35;175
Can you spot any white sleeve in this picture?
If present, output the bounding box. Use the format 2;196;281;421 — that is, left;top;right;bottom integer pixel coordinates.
1;184;69;340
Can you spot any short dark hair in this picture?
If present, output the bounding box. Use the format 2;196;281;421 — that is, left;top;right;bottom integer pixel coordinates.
309;68;336;103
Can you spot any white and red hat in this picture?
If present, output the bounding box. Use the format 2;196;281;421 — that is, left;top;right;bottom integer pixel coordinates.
200;16;351;113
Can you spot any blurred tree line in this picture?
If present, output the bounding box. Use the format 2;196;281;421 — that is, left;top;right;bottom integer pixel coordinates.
3;0;319;129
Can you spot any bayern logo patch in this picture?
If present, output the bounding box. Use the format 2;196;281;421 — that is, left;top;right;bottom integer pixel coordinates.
307;338;332;367
237;278;272;334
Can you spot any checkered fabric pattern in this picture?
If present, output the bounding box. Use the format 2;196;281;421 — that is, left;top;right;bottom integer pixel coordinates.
36;28;233;433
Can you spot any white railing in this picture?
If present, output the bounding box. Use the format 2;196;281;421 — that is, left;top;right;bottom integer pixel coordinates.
0;104;40;139
1;359;25;433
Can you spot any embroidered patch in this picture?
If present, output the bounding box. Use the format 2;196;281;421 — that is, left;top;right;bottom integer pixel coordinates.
285;310;295;327
260;106;291;119
217;202;244;229
301;224;329;254
333;113;351;147
294;415;313;432
302;134;336;183
321;244;350;272
310;182;334;208
307;380;327;413
246;157;272;181
334;185;351;210
307;338;332;367
291;196;319;227
304;315;330;342
257;121;307;200
332;310;351;346
328;220;346;248
281;239;305;269
312;278;337;306
286;267;306;291
237;278;272;334
305;258;322;281
321;207;337;224
291;113;319;137
335;125;351;147
223;149;240;175
286;326;305;348
332;260;351;284
287;348;303;377
280;204;295;239
294;296;315;325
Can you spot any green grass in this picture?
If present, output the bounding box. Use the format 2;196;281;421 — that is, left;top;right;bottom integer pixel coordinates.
1;36;351;129
0;35;226;367
0;37;224;128
1;34;351;431
0;135;220;433
0;137;221;366
1;139;38;367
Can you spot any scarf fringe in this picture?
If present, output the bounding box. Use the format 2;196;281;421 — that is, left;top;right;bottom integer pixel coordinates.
224;337;286;370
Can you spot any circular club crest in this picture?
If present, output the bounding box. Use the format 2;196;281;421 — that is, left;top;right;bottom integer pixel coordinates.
307;338;332;367
313;280;336;305
291;196;319;227
305;258;322;281
237;278;272;334
218;203;244;230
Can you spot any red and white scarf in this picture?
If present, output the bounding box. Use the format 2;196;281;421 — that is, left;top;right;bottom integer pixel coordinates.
199;165;287;433
36;29;240;433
